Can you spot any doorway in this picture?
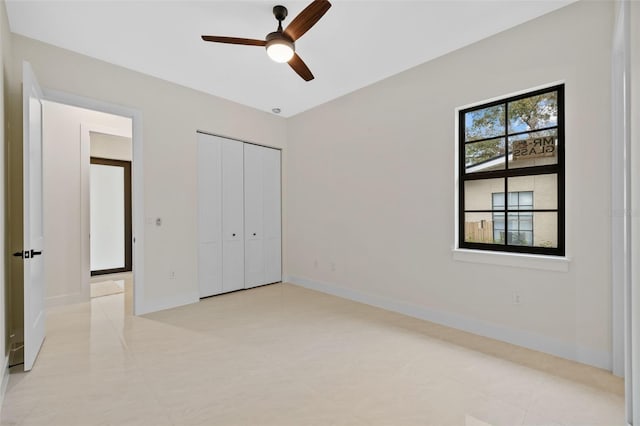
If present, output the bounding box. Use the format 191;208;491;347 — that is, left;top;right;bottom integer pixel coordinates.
90;157;132;277
40;90;144;316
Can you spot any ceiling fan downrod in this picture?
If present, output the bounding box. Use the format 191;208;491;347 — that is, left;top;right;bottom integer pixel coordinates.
273;5;288;31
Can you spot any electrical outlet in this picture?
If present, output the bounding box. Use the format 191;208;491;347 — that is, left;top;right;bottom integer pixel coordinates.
169;271;176;280
330;262;336;272
512;292;522;305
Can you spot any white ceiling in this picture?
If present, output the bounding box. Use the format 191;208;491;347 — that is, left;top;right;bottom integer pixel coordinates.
6;0;576;117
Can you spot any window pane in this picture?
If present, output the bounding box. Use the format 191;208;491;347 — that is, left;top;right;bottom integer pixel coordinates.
464;178;504;211
507;231;533;246
492;193;504;209
532;212;558;248
465;138;505;173
508;175;557;209
492;212;505;230
518;191;533;208
507;91;557;133
464;212;502;244
465;104;505;142
508;192;519;209
519;212;533;231
508;129;558;168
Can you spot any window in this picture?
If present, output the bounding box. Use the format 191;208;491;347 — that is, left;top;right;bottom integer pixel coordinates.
459;85;564;255
492;191;533;246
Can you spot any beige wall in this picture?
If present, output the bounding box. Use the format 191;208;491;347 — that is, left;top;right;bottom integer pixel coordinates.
8;33;287;315
0;0;10;387
90;133;132;162
286;1;613;368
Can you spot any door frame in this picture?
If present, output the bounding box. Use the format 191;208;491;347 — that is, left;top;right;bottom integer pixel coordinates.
89;157;132;276
43;89;145;315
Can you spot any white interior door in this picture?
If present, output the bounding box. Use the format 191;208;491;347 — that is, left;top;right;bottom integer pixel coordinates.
262;147;282;284
197;133;223;297
22;61;46;371
244;144;281;288
221;139;244;293
244;144;265;288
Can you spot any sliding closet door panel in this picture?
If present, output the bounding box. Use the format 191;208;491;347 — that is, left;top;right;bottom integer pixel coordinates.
222;139;244;292
197;133;223;297
262;147;282;283
244;144;265;288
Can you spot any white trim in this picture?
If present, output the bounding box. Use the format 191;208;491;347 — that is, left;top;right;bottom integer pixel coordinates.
45;292;86;308
628;0;640;423
611;0;630;382
456;80;566;112
42;89;145;316
135;292;199;316
286;275;610;370
452;248;570;272
0;355;9;416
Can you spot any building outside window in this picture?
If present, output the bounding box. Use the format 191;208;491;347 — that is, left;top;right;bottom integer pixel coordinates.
492;191;533;246
458;85;564;255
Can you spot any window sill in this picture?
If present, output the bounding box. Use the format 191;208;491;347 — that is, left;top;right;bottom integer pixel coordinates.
451;248;570;272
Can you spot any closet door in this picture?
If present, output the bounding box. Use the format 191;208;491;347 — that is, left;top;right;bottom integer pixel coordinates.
221;139;245;292
262;147;282;284
244;144;281;288
197;133;222;297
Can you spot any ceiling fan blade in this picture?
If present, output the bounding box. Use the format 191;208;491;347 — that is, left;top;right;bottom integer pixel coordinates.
201;36;266;46
284;0;331;42
288;53;314;81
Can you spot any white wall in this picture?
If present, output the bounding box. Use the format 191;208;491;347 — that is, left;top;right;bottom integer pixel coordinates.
286;1;614;369
41;101;131;305
9;34;287;315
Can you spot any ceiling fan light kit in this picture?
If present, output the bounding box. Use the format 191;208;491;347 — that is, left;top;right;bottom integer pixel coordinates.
201;0;332;81
265;32;294;63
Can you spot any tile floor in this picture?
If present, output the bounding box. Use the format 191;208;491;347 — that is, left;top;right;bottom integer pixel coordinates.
1;282;624;426
89;279;125;298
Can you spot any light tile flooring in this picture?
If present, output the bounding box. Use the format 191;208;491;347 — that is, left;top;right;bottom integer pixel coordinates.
89;279;125;298
1;283;624;426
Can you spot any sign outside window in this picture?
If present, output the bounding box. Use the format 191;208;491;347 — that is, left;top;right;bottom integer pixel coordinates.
512;136;557;161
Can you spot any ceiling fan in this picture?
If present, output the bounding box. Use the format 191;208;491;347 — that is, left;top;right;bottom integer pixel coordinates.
201;0;332;82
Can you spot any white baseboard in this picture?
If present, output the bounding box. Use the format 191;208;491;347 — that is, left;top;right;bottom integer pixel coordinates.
136;291;200;316
285;275;611;371
0;355;9;415
46;292;88;308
